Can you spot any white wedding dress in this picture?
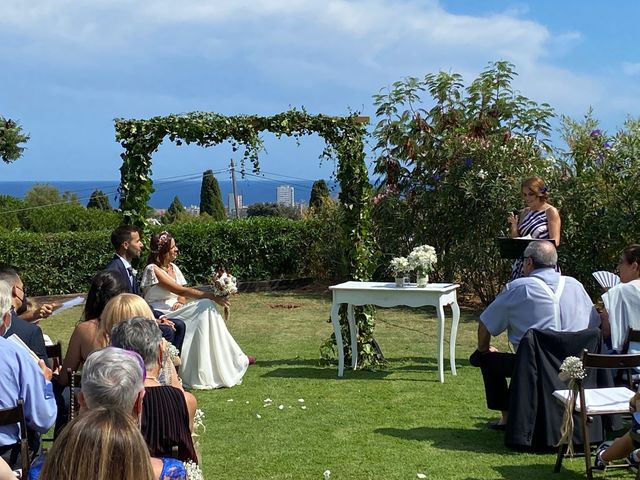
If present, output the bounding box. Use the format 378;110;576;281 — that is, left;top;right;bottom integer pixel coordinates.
141;263;249;389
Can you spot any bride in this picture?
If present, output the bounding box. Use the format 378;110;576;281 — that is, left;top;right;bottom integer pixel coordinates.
140;231;253;389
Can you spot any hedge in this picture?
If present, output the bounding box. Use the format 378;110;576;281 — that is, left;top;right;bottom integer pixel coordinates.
0;217;340;295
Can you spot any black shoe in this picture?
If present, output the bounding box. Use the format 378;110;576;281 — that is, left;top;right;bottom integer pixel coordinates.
486;420;506;431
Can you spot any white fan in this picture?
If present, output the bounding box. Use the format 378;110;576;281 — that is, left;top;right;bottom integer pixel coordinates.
592;270;620;289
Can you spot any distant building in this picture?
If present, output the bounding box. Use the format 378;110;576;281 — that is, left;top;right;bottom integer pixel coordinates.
185;205;200;216
276;185;294;207
227;193;244;217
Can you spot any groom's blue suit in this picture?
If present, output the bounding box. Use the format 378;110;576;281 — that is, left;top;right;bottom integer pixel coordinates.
104;256;186;353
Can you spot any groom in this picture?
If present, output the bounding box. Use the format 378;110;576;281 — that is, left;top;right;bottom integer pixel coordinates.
104;225;186;354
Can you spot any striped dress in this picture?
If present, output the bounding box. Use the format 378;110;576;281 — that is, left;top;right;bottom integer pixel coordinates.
510;209;549;280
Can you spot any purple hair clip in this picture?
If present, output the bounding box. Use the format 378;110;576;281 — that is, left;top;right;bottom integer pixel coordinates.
540;186;548;194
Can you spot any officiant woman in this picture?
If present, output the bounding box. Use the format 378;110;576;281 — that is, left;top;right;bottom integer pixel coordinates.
507;176;561;279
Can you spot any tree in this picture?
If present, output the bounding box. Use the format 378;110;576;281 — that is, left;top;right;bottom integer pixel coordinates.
87;189;113;210
62;191;80;205
372;61;554;304
247;202;301;220
199;170;225;220
166;196;185;223
0;116;29;163
25;184;63;207
309;179;330;211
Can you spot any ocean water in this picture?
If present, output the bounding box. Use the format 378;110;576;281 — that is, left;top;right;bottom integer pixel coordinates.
0;179;339;209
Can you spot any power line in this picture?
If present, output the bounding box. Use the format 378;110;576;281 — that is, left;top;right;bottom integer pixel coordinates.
0;169;231;214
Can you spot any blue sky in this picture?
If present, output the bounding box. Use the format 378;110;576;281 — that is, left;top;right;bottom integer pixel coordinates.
1;0;639;182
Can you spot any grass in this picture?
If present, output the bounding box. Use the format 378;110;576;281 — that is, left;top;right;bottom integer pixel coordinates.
39;288;619;480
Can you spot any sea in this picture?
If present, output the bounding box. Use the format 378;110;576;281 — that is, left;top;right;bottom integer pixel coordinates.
0;179;340;209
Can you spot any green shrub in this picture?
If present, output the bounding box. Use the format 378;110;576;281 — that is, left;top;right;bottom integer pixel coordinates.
0;195;24;231
553;114;640;296
0;217;342;295
20;204;122;233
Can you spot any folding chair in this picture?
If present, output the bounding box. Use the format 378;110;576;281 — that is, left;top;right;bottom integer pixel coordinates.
554;349;640;479
45;342;63;371
0;399;30;478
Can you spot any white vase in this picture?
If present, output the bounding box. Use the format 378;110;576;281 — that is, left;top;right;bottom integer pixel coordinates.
395;276;406;287
416;273;429;288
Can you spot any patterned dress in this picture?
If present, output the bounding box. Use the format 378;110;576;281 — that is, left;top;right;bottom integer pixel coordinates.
510;209;549;280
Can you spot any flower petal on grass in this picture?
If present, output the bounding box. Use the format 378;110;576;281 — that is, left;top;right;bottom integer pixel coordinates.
417;473;427;479
278;404;284;410
298;398;305;403
227;399;234;402
301;406;307;410
256;414;261;419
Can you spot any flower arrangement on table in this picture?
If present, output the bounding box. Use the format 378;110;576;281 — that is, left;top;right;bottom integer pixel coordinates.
390;257;410;286
389;245;437;287
408;244;437;287
209;268;238;321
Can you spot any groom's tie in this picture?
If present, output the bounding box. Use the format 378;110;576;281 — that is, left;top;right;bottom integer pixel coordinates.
126;267;136;292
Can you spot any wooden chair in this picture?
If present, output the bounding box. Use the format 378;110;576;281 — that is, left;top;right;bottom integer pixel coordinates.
67;368;82;422
554;349;640;479
45;342;63;371
619;328;640;388
0;399;30;478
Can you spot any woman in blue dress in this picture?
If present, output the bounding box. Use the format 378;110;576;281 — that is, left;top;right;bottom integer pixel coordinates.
507;176;561;280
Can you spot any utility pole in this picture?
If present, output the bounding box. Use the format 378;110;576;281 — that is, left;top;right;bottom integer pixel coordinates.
230;159;240;219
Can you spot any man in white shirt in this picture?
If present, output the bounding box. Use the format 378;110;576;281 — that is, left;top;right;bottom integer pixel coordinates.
471;241;600;429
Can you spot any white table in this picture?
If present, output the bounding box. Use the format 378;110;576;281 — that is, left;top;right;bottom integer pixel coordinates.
329;281;461;383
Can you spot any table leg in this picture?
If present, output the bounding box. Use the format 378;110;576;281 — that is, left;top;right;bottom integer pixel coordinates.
330;301;344;377
449;301;460;376
347;304;358;370
436;304;445;383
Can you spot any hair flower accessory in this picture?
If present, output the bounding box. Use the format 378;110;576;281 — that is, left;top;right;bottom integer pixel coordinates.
540;186;548;194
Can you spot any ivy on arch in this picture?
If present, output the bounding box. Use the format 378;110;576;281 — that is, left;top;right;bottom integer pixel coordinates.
114;109;381;368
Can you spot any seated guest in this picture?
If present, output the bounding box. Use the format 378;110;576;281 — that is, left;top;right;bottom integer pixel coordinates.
57;270;127;386
31;347;187;479
0;267;50;364
470;241;600;429
111;317;198;463
600;244;640;352
104;225;186;353
38;408;157;480
101;293;183;389
594;390;640;469
0;281;56;469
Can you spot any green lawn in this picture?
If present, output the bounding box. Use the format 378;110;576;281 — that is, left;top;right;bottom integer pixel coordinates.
39;289;616;480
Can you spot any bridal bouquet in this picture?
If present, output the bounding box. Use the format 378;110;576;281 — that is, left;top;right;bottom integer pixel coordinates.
210;269;238;297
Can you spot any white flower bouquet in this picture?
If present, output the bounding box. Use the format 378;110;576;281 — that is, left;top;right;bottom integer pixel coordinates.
407;244;437;274
390;257;410;276
210;269;238;297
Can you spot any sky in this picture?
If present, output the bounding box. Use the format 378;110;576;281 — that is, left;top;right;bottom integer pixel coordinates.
1;0;639;183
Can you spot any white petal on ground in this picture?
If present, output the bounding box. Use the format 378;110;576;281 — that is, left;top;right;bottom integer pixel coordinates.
298;398;305;403
264;398;272;403
227;399;234;402
278;404;284;410
417;473;427;479
245;401;249;404
301;406;307;410
256;414;262;419
323;470;331;480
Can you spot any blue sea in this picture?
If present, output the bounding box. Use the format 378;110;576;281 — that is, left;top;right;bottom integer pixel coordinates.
0;179;339;209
